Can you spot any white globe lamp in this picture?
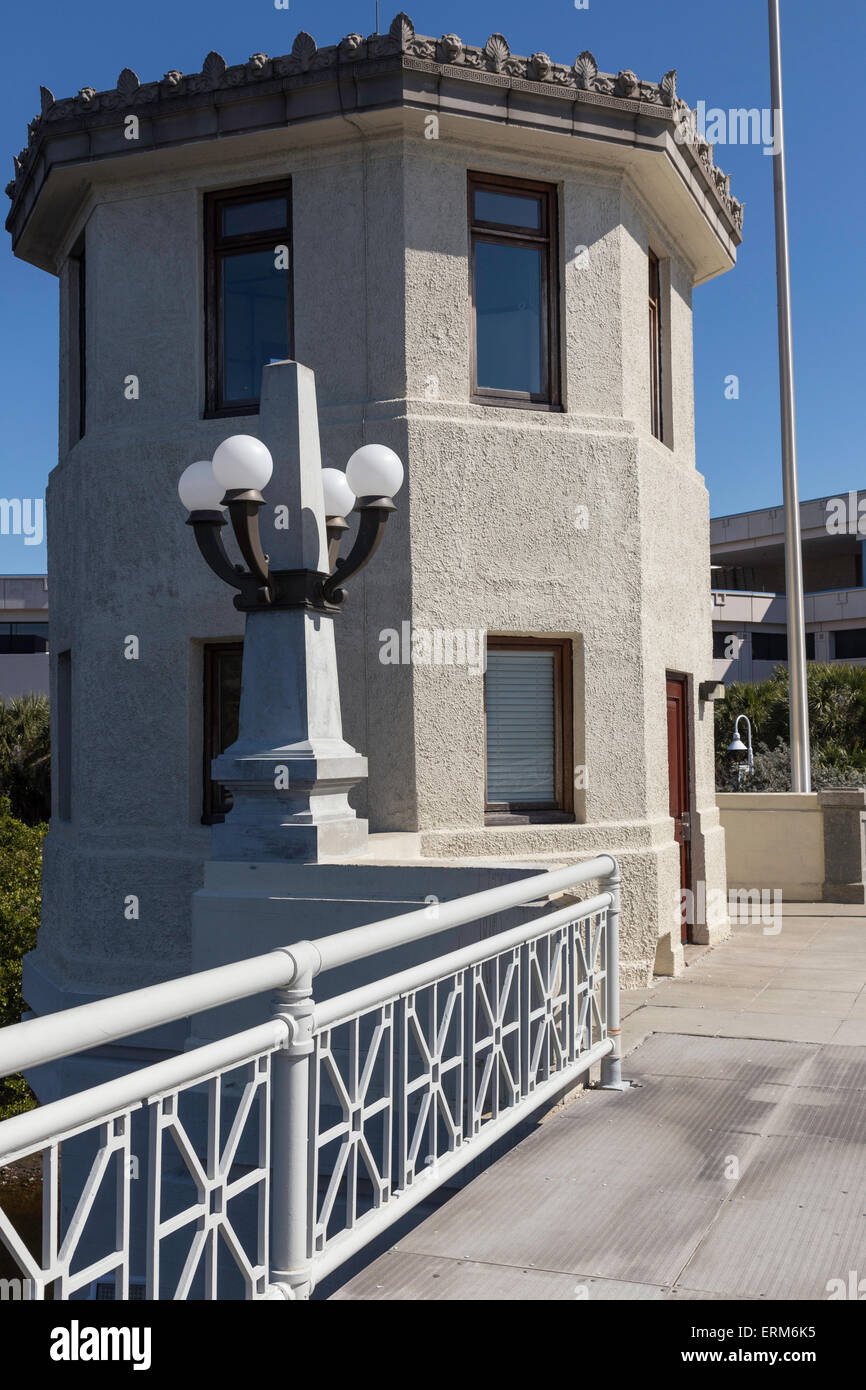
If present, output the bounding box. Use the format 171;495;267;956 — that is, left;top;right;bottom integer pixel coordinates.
178;459;226;514
345;444;404;502
321;468;357;519
212;434;274;495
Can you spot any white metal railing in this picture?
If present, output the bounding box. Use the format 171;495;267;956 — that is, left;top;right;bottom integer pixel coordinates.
0;855;622;1300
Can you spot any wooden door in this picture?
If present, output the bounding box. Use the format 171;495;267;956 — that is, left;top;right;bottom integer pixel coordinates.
666;675;692;944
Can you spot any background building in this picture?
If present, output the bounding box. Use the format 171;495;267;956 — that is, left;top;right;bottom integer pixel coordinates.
0;574;48;698
712;494;866;682
6;17;741;1027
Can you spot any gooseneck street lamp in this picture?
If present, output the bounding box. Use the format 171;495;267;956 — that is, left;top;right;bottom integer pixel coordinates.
727;715;755;785
176;363;404;864
179;437;403;615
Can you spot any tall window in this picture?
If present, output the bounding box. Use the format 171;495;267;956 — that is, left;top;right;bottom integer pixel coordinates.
56;650;72;821
484;637;573;821
468;173;559;408
202;642;243;822
76;251;86;439
205;183;292;416
648;249;664;441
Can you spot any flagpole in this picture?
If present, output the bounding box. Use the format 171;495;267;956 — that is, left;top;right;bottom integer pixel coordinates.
768;0;811;792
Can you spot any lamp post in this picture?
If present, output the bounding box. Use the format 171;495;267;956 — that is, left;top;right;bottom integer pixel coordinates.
727;715;754;786
179;416;404;862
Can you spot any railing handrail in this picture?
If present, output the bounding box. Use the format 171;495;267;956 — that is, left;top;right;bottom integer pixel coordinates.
0;855;615;1080
0;948;299;1079
313;891;612;1032
0;1020;288;1168
310;855;616;972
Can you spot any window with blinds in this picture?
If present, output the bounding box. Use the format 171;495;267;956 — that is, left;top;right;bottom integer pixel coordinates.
484;638;573;816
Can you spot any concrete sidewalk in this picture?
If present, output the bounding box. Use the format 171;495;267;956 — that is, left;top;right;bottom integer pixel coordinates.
332;904;866;1300
622;903;866;1053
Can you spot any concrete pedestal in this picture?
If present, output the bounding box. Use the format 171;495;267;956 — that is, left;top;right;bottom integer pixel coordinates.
190;851;567;1043
819;789;866;904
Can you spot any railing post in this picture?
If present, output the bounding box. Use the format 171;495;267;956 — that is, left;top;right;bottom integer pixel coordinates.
267;941;320;1300
600;858;626;1090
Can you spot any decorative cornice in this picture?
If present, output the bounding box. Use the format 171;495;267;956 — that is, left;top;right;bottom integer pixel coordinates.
5;12;743;234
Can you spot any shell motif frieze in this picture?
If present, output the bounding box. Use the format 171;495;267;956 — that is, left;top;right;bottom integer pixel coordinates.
6;13;742;229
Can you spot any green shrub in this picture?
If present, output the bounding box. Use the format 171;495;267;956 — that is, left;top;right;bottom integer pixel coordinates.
0;797;46;1118
715;664;866;791
0;694;50;825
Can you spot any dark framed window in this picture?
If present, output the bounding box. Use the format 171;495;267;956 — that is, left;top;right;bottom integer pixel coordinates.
833;628;866;661
56;650;71;821
749;631;816;662
204;183;293;416
484;637;573;822
648;249;664;441
0;622;49;654
468;173;560;409
202;642;243;823
76;250;86;440
751;631;788;662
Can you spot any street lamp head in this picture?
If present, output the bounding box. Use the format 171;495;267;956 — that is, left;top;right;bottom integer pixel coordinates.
321;468;356;520
345;444;404;503
727;736;747;754
212;434;274;495
184;419;399;614
178;459;226;515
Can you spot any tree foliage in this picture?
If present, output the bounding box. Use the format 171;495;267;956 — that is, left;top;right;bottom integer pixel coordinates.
715;664;866;791
0;796;46;1117
0;693;51;825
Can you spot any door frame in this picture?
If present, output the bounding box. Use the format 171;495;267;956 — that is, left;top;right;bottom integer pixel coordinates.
665;671;695;945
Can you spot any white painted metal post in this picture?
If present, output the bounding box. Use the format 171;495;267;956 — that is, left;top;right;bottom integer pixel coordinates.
268;943;319;1300
769;0;811;793
600;860;624;1089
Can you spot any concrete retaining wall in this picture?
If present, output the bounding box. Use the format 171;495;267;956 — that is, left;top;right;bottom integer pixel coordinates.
718;789;866;903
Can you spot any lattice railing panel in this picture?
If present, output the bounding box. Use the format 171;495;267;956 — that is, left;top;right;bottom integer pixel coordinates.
309;905;610;1263
0;1040;280;1301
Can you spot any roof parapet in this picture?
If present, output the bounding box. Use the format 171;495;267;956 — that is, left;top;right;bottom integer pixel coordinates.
6;12;744;236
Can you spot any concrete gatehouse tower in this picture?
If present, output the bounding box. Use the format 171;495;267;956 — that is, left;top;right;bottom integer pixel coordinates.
6;15;741;1067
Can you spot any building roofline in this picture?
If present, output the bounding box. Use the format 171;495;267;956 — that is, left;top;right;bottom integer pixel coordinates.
711;491;860;525
5;11;743;251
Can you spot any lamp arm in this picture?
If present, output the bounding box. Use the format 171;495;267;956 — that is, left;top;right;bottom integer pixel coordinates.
226;494;270;588
326;515;350;572
188;514;244;591
322;501;395;603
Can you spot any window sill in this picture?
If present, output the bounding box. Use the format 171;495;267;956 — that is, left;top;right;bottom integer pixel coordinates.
471;394;563;413
203;403;260;420
485;811;575;826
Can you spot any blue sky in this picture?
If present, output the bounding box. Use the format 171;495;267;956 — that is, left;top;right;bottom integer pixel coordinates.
2;0;863;572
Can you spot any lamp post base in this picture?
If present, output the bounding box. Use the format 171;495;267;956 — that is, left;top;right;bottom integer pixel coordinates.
210;749;369;862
